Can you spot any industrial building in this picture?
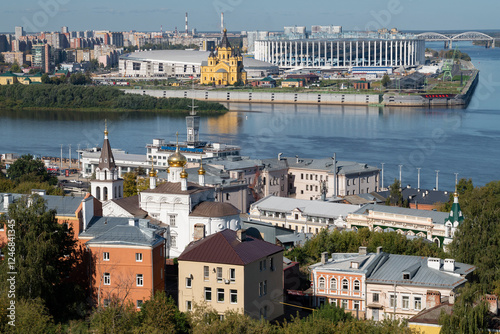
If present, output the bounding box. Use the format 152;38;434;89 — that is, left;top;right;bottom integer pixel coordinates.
119;50;278;79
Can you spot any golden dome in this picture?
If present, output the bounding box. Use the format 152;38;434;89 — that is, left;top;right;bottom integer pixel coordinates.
168;151;187;168
198;166;206;175
180;168;188;179
149;169;156;177
167;167;170;174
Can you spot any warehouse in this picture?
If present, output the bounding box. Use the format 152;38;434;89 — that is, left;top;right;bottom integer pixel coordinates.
119;50;278;79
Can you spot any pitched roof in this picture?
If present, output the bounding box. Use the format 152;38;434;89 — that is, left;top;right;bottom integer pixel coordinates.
142;181;211;195
178;229;283;265
352;204;449;225
109;195;148;218
220;29;231;49
86;224;164;247
98;136;116;170
190;201;240;217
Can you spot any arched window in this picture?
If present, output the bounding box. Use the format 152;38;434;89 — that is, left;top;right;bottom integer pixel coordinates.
342;279;349;290
103;187;108;201
96;186;101;200
330;278;337;291
354;280;360;291
318;277;325;289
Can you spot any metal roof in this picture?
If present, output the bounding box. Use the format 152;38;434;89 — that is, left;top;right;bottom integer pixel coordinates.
285;157;379;175
189;201;240;218
120;50;278;70
252;195;360;219
0;193;83;216
352;204;449;225
178;229;283;265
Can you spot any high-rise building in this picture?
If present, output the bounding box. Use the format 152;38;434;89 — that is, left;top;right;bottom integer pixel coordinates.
61;26;69;34
0;35;9;52
14;26;25;40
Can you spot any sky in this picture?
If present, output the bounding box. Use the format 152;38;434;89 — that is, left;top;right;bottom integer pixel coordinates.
1;0;500;33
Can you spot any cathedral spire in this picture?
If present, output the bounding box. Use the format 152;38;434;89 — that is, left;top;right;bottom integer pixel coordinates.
98;121;116;170
220;28;231;49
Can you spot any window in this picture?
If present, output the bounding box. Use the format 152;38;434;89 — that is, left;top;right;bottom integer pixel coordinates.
186;300;192;311
372;293;380;303
270;257;275;271
135;253;143;262
186;277;192;288
306;185;309;191
230;289;237;304
103;252;109;261
389;294;397;308
103;299;110;307
205;287;212;301
259;282;263;296
169;215;176;227
301;173;304;180
136;274;143;287
354;280;360;291
341;299;348;309
217;288;224;302
103;273;110;285
260;260;266;271
330;298;337;306
230;268;236;282
294;213;299;220
137;300;143;309
226;193;230;200
342;279;349;290
204;266;209;281
402;296;410;309
217;267;222;282
319;277;325;289
354;300;360;309
170;235;177;248
414;296;422;310
330;278;337;291
263;280;267;295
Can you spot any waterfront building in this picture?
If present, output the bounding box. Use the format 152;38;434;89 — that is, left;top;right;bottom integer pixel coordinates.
0;71;43;85
178;228;284;320
286;157;380;199
249;195;359;234
254;35;425;70
310;247;475;320
200;28;247;86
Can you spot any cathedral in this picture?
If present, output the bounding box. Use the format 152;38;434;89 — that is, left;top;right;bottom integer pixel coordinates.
200;29;247;86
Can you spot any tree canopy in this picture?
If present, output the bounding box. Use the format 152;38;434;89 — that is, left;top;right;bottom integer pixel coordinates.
6;154;57;185
385;179;408;207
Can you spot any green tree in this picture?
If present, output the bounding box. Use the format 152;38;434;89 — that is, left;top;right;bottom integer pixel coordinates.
6;154;57;185
136;292;189;334
385;179;407;207
89;299;138;334
439;284;490;334
123;171;150;197
0;298;56;334
0;195;81;319
9;62;21;73
381;74;391;88
0;53;4;63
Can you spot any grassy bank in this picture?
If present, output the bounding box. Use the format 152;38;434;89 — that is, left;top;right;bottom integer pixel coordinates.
0;84;227;113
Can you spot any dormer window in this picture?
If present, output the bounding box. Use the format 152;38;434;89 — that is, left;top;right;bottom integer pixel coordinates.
403;273;410;280
351;262;359;269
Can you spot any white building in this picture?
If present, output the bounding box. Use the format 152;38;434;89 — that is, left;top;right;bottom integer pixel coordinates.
254;37;425;70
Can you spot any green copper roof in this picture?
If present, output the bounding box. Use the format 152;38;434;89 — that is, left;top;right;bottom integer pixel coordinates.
445;193;464;226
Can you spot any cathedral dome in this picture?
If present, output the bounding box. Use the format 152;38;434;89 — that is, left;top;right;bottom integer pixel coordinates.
168;151;187;168
180;168;188;179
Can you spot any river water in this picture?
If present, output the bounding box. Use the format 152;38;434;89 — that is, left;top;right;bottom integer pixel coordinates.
1;42;499;191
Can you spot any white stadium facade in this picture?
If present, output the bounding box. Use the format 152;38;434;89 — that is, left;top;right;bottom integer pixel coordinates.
119;50;279;79
254;37;426;70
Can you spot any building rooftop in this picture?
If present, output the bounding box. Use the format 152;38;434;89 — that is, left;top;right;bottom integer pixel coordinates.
142;181;211;195
351;204;449;225
252;195;360;219
0;193;84;216
285;157;379;175
178;229;283;265
108;195;148;218
189;201;240;218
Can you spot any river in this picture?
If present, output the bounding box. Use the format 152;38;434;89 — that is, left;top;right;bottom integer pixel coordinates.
1;41;499;191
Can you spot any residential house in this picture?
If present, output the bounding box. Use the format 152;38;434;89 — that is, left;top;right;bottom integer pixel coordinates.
178;228;284;320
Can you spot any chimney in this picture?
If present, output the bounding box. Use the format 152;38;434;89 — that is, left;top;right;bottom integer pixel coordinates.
193;223;206;241
449;291;455;305
444;259;455;272
484;295;498;315
426;290;441;309
321;251;328;264
278;152;283;161
427;257;441;270
128;218;137;226
377;246;383;254
3;194;12;210
81;196;94;232
236;229;246;242
359;246;367;256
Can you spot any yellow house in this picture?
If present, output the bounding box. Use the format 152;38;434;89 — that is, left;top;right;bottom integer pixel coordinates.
0;72;43;85
178;228;284;320
200;29;247;86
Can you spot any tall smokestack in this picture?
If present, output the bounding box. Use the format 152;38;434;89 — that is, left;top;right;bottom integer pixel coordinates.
185;12;188;34
221;12;224;34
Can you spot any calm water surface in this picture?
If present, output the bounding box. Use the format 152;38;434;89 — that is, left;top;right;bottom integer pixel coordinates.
1;42;499;191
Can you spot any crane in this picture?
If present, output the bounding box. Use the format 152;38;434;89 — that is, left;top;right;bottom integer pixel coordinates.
442;45;458;81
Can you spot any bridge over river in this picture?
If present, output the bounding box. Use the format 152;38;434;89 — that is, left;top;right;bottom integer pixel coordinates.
415;31;497;48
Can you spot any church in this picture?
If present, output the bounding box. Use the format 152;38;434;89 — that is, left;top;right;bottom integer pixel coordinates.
200;29;247;86
92;128;241;258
